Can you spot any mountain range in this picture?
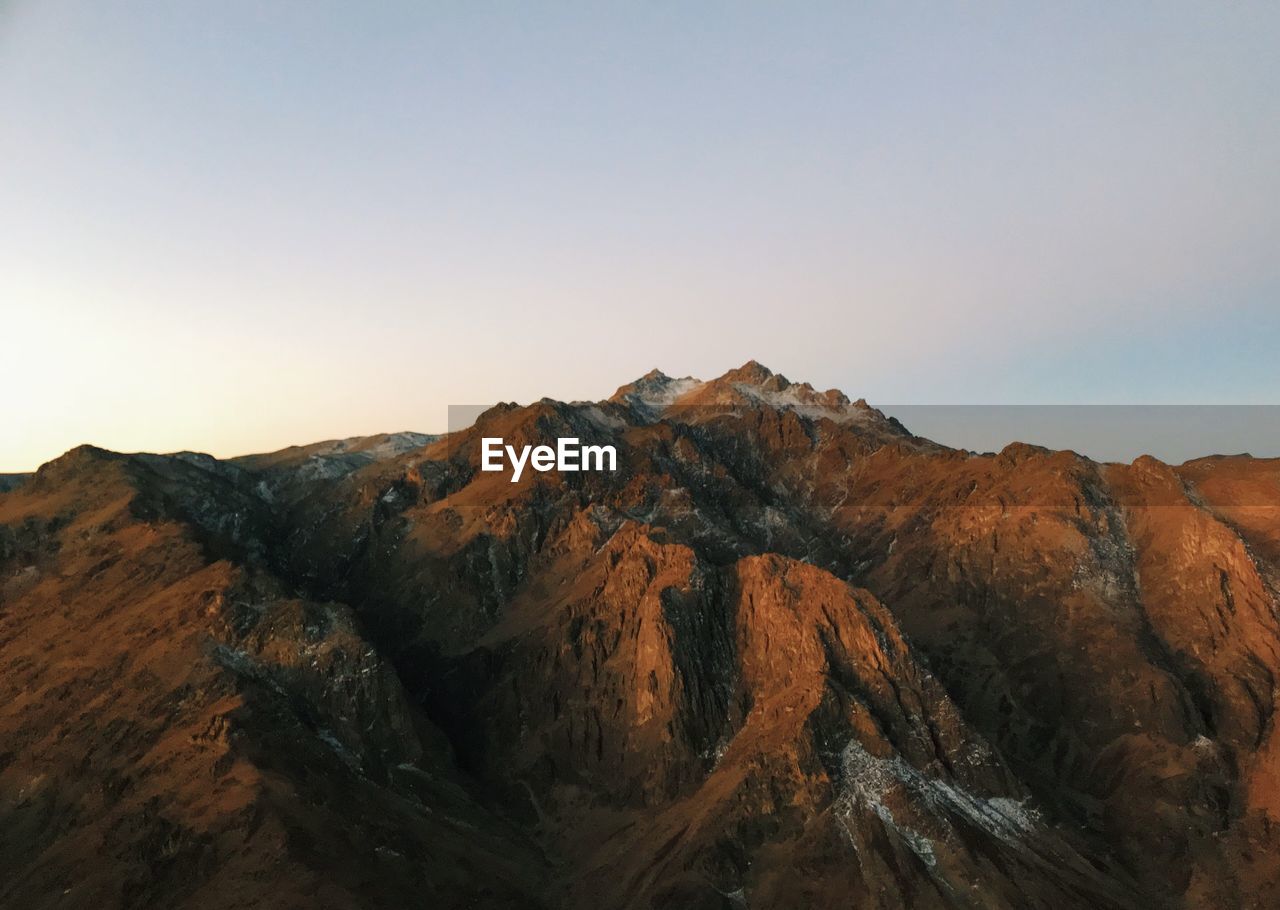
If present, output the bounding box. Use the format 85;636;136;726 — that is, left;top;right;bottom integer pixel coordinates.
3;361;1279;909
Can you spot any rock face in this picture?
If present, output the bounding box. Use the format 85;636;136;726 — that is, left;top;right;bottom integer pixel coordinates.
3;363;1279;909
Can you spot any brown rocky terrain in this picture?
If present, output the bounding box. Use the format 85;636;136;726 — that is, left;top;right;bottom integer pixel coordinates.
3;361;1279;908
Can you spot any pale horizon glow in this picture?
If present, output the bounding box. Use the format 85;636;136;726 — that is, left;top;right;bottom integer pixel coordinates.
3;2;1279;471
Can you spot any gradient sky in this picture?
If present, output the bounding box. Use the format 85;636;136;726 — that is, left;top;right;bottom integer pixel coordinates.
2;2;1278;471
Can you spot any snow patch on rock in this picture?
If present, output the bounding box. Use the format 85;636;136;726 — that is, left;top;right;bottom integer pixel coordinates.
581;406;628;431
614;370;706;420
730;382;881;426
835;739;1041;867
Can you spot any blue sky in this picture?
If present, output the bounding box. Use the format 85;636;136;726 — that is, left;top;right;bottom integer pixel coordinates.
2;2;1278;469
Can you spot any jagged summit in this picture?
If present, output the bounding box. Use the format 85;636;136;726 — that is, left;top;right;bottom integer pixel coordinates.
609;367;705;418
719;358;778;386
610;360;902;432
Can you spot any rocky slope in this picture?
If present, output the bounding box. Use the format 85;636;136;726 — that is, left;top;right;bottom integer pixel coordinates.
2;362;1279;909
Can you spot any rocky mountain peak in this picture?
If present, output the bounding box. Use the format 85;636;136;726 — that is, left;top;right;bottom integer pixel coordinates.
719;359;779;386
607;360;897;435
609;367;705;417
29;443;127;489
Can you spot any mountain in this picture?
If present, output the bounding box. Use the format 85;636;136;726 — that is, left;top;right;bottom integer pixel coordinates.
229;431;439;499
2;362;1279;909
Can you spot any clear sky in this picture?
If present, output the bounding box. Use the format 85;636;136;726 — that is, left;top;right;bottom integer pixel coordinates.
2;2;1278;471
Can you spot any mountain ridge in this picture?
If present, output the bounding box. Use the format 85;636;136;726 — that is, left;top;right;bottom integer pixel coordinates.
3;360;1279;908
